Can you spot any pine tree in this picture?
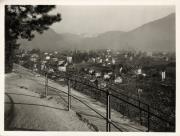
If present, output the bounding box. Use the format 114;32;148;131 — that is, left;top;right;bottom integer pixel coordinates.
5;5;61;73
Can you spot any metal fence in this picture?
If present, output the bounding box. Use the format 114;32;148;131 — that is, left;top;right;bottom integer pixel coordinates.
44;71;175;132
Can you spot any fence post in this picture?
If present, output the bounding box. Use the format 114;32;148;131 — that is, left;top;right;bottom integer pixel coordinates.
147;105;150;132
45;73;48;97
139;100;142;125
106;90;111;132
68;79;71;111
44;73;46;96
126;95;130;117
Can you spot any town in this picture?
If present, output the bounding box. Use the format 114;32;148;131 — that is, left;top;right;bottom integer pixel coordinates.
14;48;175;131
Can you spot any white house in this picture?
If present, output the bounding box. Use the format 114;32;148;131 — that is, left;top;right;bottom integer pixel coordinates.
104;74;110;79
161;71;166;81
99;59;103;63
107;62;111;65
137;68;142;75
54;51;58;54
108;72;113;75
95;72;101;78
112;58;116;64
114;76;123;83
105;58;109;62
67;56;72;63
89;69;94;74
58;66;66;72
45;56;50;60
58;60;64;65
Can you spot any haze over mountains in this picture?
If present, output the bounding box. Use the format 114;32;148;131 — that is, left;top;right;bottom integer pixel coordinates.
19;13;175;52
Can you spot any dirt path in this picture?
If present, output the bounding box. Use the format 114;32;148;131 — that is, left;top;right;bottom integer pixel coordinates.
7;64;147;132
5;68;92;131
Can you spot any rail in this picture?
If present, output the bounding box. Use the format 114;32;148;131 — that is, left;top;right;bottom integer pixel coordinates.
44;71;175;132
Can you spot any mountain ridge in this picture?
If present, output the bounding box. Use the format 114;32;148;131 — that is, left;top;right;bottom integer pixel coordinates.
19;13;175;52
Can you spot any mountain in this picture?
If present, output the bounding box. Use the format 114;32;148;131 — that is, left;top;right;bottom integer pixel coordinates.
19;29;83;51
19;13;175;52
127;13;175;52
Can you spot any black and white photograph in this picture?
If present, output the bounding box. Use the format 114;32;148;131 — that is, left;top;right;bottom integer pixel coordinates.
1;1;178;135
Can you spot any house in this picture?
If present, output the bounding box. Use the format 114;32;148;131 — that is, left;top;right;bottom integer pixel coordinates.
134;66;147;78
105;58;109;62
161;70;166;81
90;79;96;83
114;76;123;84
44;52;48;55
104;74;110;80
137;68;142;75
58;61;68;72
42;60;47;64
95;72;101;78
45;56;50;60
107;71;113;75
89;69;95;74
58;66;66;72
54;51;58;54
48;68;54;73
137;88;143;98
98;81;107;89
112;58;116;64
67;56;72;63
102;63;106;66
107;62;111;65
58;60;64;65
99;59;103;63
30;53;39;62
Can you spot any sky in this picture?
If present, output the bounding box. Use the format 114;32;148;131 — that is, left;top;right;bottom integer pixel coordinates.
50;5;175;35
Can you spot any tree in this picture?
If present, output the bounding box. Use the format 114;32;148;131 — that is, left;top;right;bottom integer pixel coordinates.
5;5;61;73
